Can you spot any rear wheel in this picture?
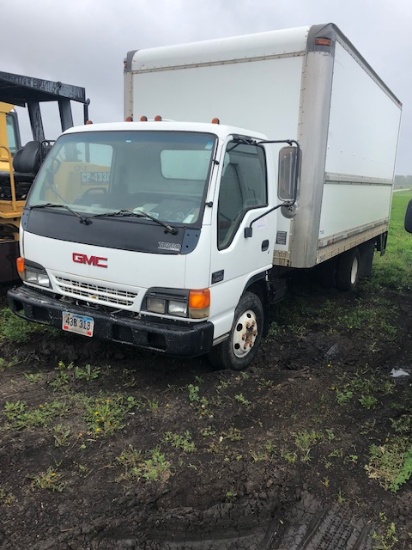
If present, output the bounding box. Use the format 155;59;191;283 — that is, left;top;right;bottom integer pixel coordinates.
336;248;360;291
208;291;264;371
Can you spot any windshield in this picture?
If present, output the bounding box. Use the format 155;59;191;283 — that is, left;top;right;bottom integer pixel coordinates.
28;130;217;226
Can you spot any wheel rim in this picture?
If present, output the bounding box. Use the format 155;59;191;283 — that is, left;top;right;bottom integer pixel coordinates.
232;309;258;358
350;257;359;285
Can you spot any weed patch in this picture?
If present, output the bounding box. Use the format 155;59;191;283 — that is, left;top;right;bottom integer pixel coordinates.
32;466;66;492
3;399;68;430
0;485;15;506
163;430;196;453
84;394;140;436
116;446;172;482
366;436;412;492
0;308;52;343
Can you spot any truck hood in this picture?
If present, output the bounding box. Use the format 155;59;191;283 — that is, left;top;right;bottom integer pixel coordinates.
23;232;192;311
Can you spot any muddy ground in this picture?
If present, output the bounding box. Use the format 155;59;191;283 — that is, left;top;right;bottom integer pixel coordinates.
0;277;411;549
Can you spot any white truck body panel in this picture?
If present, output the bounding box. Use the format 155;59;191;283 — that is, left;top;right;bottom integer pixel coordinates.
325;42;400;180
24;233;188;308
125;26;308;133
128;57;303;142
130;27;309;68
314;39;401;255
319;184;392;244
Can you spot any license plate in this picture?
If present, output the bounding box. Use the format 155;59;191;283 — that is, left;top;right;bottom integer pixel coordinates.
62;312;94;337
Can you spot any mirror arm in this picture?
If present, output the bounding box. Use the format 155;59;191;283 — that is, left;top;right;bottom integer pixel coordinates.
244;202;288;238
244;140;301;238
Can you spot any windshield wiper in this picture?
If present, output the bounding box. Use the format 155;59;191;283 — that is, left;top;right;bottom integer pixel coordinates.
91;209;178;234
29;203;91;225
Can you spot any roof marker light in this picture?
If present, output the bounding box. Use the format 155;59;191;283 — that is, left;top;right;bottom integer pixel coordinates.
154;115;162;121
125;116;133;122
85;120;93;125
140;115;148;121
211;117;220;124
315;37;332;47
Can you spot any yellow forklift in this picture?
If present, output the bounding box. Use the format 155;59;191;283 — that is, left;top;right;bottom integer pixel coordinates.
0;71;88;282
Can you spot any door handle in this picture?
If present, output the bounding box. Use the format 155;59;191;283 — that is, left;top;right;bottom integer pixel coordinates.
261;239;269;251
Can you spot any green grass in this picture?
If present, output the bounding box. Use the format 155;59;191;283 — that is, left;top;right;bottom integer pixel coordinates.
163;430;196;453
84;394;140;436
372;191;412;290
4;400;68;430
31;466;66;492
0;308;50;343
366;437;412;493
116;446;172;482
268;191;412;341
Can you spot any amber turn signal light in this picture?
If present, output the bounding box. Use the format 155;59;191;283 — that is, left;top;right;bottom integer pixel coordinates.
189;288;210;319
16;256;25;274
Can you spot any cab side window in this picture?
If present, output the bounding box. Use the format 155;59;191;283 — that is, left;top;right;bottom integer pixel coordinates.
217;142;267;249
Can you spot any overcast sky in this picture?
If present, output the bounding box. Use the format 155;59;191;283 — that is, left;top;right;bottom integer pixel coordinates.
2;0;411;174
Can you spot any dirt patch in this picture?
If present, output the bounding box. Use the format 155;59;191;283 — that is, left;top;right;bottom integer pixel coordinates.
0;280;411;549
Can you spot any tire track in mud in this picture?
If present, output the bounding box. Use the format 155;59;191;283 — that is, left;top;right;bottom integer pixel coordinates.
93;493;375;550
141;494;376;550
272;493;375;550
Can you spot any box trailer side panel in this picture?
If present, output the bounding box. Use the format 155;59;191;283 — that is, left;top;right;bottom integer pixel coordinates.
286;28;401;268
125;26;310;127
325;41;401;181
128;57;304;142
316;39;401;259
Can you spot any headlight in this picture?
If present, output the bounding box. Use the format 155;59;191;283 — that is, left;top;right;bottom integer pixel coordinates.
146;293;187;318
146;297;167;314
17;258;50;288
168;300;188;317
25;267;51;287
144;288;209;319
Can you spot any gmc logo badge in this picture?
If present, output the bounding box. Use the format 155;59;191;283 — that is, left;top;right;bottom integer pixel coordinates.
72;253;108;268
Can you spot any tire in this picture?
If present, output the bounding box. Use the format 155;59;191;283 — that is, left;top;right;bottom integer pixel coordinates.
336;248;360;291
358;239;375;279
208;291;264;371
315;257;337;288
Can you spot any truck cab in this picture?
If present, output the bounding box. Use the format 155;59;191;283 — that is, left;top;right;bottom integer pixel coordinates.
8;120;297;369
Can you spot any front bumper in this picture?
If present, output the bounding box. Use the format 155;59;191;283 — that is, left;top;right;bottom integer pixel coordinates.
7;285;214;357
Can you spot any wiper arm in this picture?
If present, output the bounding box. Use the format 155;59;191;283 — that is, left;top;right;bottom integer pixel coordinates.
29;203;91;225
134;209;178;234
91;209;178;234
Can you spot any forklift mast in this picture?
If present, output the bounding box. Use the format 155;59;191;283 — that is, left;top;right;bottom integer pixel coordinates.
0;70;89;141
0;70;89;283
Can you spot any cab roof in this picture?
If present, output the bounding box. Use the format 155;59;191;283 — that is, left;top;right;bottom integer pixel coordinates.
63;120;268;141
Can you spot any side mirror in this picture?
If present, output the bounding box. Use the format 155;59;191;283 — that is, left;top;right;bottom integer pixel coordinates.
404;198;412;233
278;146;299;202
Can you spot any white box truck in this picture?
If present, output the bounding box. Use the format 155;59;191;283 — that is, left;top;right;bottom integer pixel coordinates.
8;23;402;370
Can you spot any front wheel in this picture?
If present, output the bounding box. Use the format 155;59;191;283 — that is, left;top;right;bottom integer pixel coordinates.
208;291;264;371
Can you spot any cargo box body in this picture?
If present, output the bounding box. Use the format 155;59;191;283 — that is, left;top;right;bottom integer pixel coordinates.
125;23;402;268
